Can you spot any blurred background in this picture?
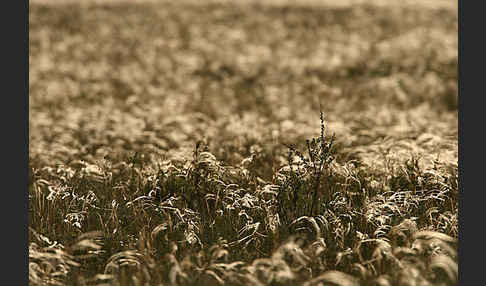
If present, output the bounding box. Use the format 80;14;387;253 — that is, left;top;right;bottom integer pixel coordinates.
29;0;457;174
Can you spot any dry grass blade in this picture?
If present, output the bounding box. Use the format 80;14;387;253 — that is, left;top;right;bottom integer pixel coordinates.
151;223;169;241
273;239;311;267
309;238;327;256
165;251;188;285
249;257;295;284
79;274;114;285
429;254;458;283
104;250;152;281
413;230;457;243
374;275;392;286
203;270;225;285
303;270;359;286
29;243;81;286
290;216;321;240
71;239;102;252
209;244;229;264
70;231;104;254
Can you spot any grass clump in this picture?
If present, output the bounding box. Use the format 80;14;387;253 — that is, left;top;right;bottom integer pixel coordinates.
279;110;336;220
29;114;458;285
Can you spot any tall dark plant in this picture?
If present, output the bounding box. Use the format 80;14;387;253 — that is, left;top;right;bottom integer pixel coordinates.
281;111;336;217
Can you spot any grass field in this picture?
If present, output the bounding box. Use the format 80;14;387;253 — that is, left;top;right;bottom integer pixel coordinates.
29;0;458;285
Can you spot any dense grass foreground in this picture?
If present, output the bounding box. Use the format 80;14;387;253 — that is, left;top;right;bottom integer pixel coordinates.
29;1;458;285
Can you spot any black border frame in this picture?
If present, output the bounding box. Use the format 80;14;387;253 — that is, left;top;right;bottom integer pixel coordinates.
4;0;29;284
458;0;470;285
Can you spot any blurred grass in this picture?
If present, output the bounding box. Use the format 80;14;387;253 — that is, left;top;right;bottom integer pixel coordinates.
29;1;458;285
29;0;457;168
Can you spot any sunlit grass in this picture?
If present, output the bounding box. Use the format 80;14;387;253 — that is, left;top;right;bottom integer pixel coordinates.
29;1;457;285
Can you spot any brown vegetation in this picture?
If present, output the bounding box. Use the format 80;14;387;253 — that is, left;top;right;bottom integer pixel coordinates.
29;1;458;285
